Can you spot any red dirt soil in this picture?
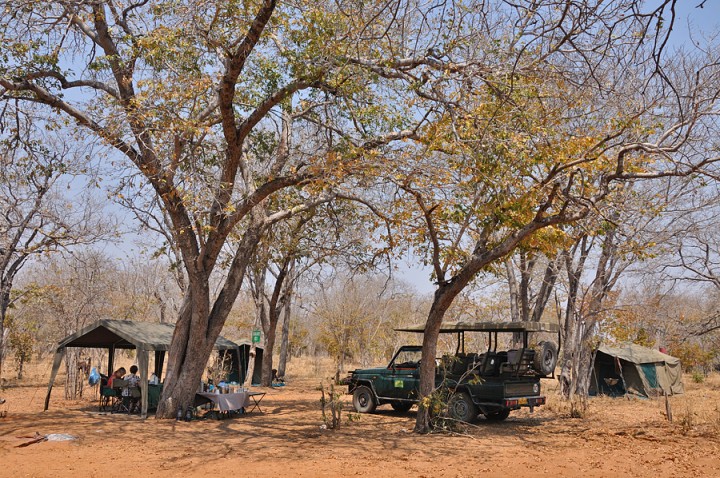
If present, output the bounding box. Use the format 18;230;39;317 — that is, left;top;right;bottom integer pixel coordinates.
1;369;719;478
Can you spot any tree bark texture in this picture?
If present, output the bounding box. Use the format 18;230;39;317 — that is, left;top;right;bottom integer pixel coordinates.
0;285;8;382
277;293;292;379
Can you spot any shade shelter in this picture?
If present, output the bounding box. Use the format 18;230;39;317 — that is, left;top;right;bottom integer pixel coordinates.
44;319;241;418
590;343;684;397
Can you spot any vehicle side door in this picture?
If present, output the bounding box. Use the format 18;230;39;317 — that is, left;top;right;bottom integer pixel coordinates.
375;348;421;400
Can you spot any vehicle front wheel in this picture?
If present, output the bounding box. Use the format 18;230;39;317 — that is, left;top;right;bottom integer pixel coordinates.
390;401;413;413
448;392;478;423
352;385;377;413
484;409;511;421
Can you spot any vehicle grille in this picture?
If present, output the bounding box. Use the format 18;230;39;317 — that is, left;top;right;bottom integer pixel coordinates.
505;382;539;397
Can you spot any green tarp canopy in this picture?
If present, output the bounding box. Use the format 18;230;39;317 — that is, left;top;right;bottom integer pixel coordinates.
591;343;684;397
44;320;246;418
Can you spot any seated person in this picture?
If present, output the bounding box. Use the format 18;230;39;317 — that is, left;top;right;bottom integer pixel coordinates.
124;365;140;388
108;367;126;388
123;365;141;412
272;369;285;383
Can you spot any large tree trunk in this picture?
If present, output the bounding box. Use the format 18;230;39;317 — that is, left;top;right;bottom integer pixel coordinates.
575;345;595;397
559;243;585;398
414;281;466;433
558;318;577;398
157;281;216;417
156;226;261;418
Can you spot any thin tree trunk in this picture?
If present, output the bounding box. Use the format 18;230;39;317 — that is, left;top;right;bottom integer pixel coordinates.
531;258;559;322
260;255;293;386
505;258;520;323
244;344;257;388
0;286;9;383
519;252;533;322
277;291;291;379
261;321;277;386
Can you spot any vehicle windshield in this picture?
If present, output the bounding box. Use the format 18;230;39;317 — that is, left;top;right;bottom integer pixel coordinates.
392;349;422;367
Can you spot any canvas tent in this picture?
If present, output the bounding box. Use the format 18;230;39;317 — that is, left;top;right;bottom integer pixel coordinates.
44;320;260;418
590;343;684;397
228;343;263;385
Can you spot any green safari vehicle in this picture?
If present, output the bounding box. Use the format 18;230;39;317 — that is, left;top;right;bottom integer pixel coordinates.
345;321;560;422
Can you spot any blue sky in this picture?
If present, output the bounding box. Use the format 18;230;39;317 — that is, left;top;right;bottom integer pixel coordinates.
667;1;719;46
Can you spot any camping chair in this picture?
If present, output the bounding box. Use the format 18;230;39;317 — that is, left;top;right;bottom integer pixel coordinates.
127;386;141;413
111;379;130;413
99;376;118;412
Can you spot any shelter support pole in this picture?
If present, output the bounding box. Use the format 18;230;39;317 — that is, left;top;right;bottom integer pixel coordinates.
108;345;116;377
138;348;149;419
155;351;165;381
44;348;65;411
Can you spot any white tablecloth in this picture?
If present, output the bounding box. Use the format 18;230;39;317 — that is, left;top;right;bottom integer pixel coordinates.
196;392;250;412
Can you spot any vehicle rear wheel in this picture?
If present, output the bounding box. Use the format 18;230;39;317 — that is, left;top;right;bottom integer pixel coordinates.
352;385;377;413
533;341;558;376
390;401;413;413
484;409;511;421
447;392;477;423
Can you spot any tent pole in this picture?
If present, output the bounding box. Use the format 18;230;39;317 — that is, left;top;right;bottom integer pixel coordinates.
43;348;66;411
235;346;242;383
138;349;149;419
616;357;629;398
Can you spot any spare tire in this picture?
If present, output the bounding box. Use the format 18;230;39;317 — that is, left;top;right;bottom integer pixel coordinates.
532;341;558;375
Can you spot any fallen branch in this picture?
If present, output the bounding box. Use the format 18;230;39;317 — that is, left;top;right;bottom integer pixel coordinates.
16;432;47;448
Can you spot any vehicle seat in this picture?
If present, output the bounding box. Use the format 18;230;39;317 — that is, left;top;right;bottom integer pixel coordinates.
482;352;501;375
500;349;534;374
451;353;469;375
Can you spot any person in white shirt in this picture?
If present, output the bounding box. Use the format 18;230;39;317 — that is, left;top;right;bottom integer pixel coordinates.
123;365;140;412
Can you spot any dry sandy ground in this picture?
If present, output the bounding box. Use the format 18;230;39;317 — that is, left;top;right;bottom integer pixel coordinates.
1;368;720;478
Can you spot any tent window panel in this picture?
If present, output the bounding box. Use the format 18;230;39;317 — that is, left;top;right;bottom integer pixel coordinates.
640;363;659;388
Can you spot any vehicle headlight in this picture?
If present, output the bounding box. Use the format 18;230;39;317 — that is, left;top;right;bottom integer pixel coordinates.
533;383;540;394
